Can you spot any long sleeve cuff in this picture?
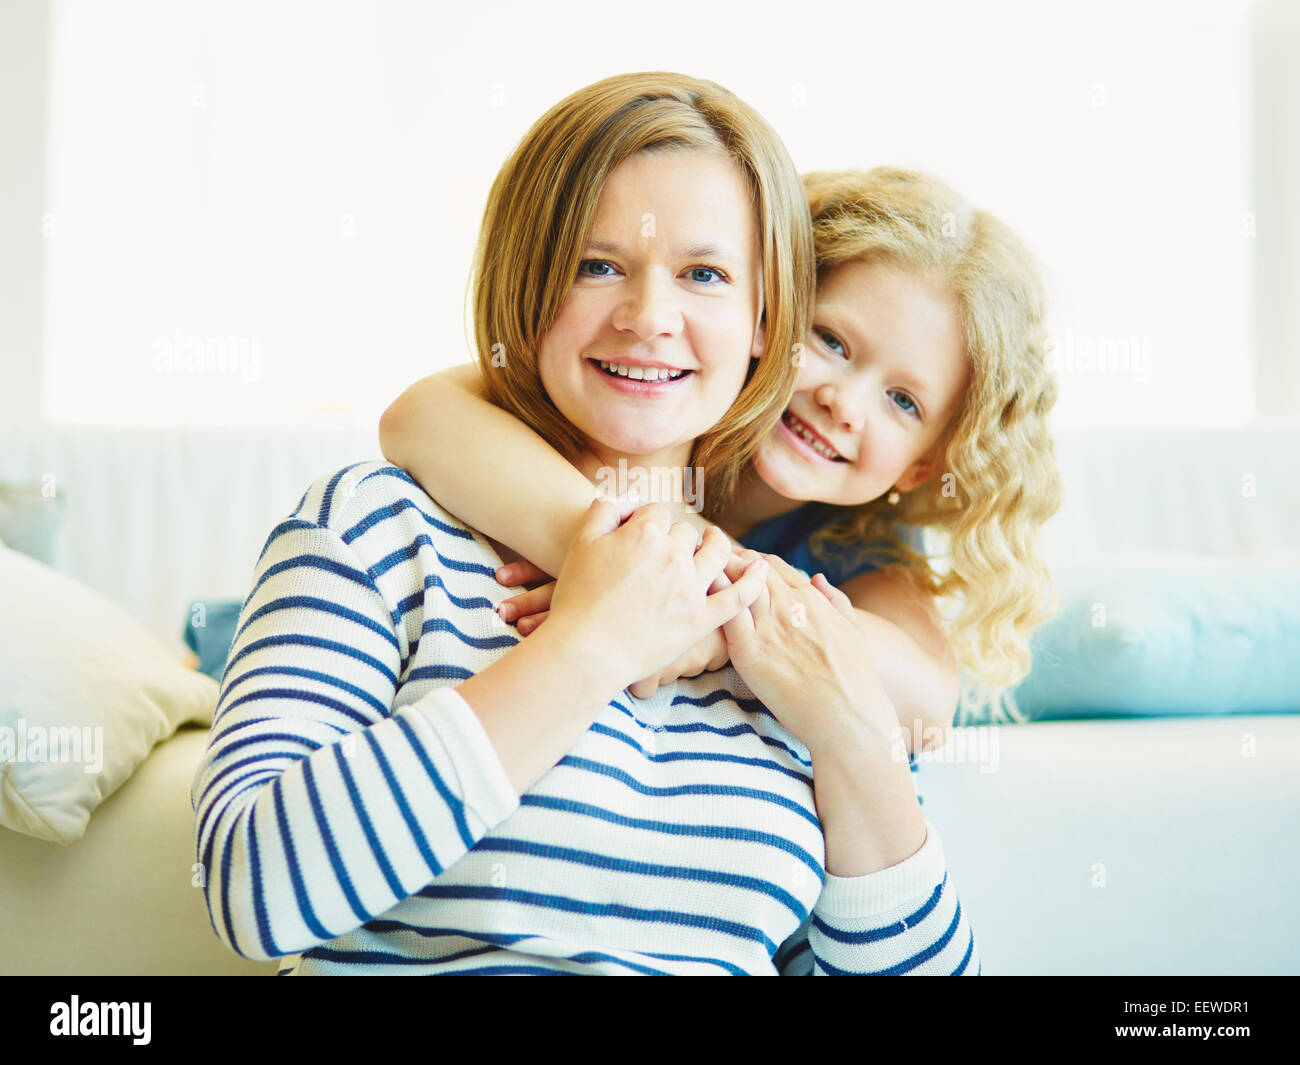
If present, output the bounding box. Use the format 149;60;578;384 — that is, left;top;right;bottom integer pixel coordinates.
815;819;946;919
405;685;521;834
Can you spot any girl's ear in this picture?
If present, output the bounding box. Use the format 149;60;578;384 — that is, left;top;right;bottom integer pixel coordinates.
894;448;943;492
749;317;768;359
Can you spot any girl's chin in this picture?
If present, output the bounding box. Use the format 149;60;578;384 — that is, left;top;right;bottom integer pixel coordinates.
751;451;820;502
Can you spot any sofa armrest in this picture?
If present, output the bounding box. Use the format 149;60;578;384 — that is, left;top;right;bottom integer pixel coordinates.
0;725;274;976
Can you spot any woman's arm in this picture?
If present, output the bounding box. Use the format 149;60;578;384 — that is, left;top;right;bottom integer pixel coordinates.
193;469;763;962
719;556;980;974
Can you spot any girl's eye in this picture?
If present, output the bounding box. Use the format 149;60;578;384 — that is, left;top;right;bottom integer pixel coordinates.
685;265;726;284
577;260;618;278
815;328;846;357
890;390;921;418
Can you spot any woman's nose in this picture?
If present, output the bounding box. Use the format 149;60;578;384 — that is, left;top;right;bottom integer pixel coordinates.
612;271;682;340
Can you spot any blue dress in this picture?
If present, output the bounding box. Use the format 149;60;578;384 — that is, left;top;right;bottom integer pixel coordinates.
736;502;923;586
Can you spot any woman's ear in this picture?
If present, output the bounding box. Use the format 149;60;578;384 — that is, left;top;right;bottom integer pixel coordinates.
749;317;767;359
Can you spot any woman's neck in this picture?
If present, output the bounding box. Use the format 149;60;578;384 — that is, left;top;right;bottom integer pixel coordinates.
713;464;806;540
572;442;704;514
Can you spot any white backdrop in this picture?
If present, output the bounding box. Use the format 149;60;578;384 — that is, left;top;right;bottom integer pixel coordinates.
35;0;1255;430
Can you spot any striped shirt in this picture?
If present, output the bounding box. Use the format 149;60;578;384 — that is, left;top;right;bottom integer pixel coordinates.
191;461;980;975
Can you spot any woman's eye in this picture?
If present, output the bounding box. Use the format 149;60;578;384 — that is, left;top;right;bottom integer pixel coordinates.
891;390;920;417
815;328;846;357
685;265;726;284
577;260;617;278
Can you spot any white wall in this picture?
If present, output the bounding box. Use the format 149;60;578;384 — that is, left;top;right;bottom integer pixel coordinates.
15;0;1265;431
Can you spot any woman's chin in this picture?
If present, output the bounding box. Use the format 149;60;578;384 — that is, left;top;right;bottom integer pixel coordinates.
583;426;685;463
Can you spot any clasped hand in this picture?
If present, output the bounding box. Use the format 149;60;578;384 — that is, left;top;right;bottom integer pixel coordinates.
493;501;899;755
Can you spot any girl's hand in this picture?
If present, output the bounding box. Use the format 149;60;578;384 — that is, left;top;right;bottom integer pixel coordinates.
721;550;901;755
544;499;768;692
627;626;730;700
495;573;555;637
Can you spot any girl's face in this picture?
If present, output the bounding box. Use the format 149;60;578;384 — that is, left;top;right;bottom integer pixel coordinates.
537;148;765;471
752;258;970;506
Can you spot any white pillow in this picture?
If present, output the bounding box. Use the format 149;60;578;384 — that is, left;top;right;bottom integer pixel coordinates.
0;539;218;844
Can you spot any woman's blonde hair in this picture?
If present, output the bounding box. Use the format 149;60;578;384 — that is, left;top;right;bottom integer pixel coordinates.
470;72;814;516
802;167;1063;724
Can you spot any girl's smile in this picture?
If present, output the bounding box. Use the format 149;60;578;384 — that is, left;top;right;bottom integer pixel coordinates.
754;258;971;511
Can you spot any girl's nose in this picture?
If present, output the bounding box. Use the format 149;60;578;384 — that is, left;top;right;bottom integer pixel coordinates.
612;272;682;341
815;381;866;433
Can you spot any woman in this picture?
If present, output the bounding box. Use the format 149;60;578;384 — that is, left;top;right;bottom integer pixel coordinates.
192;72;977;975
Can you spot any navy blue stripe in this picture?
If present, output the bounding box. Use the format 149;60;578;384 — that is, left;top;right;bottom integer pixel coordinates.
219;813;242;957
341;494;476;546
815;896;964;976
397;572;497;616
405;663;475;683
393;711;476;850
233;595;399;657
587;721;814;788
248;547;377;604
271;777;333;941
414;884;778;954
471;836;807;923
362;726;440;876
248;807;283;959
216;685;377;732
810;873;948;944
317;463;372;527
358;921;747;975
953;926;976;975
518;793;823;879
611;705;811;769
222;635;397;698
556;754;820;830
372;533;497;581
302;756;370;925
671;688;781;725
420;615;518;651
216;665;390;722
332;742;404;900
256;518;319;567
299;946;577;974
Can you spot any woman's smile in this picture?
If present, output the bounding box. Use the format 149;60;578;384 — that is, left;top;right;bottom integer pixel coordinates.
587;357;693;392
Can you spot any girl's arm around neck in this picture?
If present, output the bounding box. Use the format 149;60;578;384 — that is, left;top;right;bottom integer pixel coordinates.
378;364;601;578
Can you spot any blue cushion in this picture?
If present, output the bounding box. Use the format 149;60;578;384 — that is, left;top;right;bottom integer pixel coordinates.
183;599;244;682
993;552;1300;721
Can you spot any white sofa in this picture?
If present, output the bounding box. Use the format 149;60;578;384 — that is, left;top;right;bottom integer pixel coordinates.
1;422;1297;975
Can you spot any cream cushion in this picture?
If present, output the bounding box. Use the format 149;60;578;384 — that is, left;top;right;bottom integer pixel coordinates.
0;539;218;844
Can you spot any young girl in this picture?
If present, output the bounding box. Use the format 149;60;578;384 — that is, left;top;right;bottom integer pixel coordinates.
380;166;1064;741
197;72;979;976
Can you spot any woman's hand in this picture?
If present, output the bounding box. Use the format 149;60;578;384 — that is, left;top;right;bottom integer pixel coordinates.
720;550;902;756
543;499;768;693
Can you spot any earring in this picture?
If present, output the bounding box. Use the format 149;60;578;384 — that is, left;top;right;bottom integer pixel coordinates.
887;489;901;506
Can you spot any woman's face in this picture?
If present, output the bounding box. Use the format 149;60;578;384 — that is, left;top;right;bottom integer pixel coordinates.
537;148;765;471
752;258;970;506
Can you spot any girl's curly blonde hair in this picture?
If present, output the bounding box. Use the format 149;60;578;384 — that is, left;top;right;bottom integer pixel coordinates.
801;167;1063;724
